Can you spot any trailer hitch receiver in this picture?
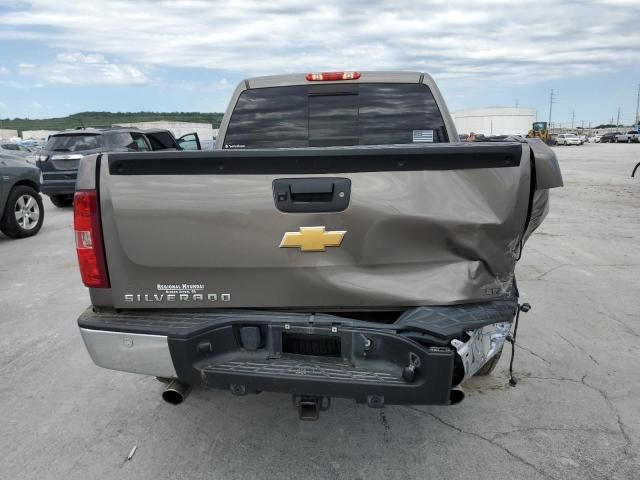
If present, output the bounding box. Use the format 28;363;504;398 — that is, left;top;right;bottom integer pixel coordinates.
293;395;331;421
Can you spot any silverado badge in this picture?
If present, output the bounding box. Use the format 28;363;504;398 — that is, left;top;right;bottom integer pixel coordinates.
279;226;346;252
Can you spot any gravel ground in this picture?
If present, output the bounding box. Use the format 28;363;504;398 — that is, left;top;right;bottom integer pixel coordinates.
0;143;638;479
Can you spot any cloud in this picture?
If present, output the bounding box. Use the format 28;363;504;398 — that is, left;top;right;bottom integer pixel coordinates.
172;78;234;93
0;0;638;85
18;63;35;68
48;52;149;84
0;66;7;75
18;51;149;85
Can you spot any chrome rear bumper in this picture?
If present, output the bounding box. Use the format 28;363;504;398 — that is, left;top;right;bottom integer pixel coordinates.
79;328;176;378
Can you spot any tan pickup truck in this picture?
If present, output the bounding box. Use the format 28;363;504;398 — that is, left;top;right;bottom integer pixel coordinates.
74;71;562;420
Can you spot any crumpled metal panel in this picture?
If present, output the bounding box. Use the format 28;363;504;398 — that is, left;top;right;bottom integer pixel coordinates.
451;321;512;382
99;143;561;309
396;299;517;340
527;138;563;189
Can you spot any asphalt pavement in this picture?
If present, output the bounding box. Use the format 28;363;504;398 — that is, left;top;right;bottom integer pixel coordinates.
0;143;638;479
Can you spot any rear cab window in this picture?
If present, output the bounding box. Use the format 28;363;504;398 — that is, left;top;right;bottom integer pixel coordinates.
222;83;449;149
45;134;104;152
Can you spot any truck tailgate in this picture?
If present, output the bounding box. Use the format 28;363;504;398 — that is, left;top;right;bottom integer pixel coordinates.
98;143;531;309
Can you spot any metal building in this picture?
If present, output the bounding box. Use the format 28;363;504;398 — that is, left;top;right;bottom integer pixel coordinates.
22;130;60;141
0;128;18;140
452;107;535;137
112;121;215;145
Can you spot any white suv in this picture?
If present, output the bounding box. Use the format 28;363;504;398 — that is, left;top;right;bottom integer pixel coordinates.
556;134;582;146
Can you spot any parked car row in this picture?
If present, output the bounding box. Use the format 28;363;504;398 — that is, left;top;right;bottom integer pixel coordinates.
549;132;640;144
0;126;202;239
594;131;640;143
0;142;37;157
36;127;200;207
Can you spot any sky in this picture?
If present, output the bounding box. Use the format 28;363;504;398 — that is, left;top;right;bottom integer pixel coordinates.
1;0;639;127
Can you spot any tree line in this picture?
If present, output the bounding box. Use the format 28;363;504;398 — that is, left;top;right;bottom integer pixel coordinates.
0;111;225;133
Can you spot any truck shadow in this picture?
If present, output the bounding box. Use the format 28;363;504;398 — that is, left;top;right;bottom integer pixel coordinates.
131;373;547;479
120;366;627;480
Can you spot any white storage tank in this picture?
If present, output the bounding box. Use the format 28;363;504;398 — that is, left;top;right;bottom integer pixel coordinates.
452;107;535;137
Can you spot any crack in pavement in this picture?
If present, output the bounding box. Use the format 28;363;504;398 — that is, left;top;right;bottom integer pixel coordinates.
515;343;552;365
523;374;636;477
535;264;567;280
555;331;600;366
404;406;556;480
405;373;637;479
580;376;635;478
529;263;640;281
528;375;633;448
606;312;639;338
523;375;583;384
484;426;621;441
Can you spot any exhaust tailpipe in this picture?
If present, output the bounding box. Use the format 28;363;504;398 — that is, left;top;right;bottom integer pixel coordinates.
162;379;191;405
449;387;465;405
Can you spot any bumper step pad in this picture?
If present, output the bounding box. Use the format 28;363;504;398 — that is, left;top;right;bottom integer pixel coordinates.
201;359;406;385
176;324;456;405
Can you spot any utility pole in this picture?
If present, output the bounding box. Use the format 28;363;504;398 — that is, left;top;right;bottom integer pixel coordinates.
635;83;639;125
571;110;575;129
616;107;620;127
548;89;555;128
515;99;519;108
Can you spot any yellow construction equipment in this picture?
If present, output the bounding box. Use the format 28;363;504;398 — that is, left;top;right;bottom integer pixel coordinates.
527;122;553;144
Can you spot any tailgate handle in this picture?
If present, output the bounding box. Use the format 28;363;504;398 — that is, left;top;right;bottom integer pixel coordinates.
273;178;351;213
289;179;334;202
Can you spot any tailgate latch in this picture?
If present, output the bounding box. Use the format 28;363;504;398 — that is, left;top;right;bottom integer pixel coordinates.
273;177;351;213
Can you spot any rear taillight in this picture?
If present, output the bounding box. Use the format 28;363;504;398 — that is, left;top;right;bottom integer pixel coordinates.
305;71;361;81
74;189;109;288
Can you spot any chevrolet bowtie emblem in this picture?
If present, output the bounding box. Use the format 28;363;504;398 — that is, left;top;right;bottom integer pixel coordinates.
279;226;346;252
